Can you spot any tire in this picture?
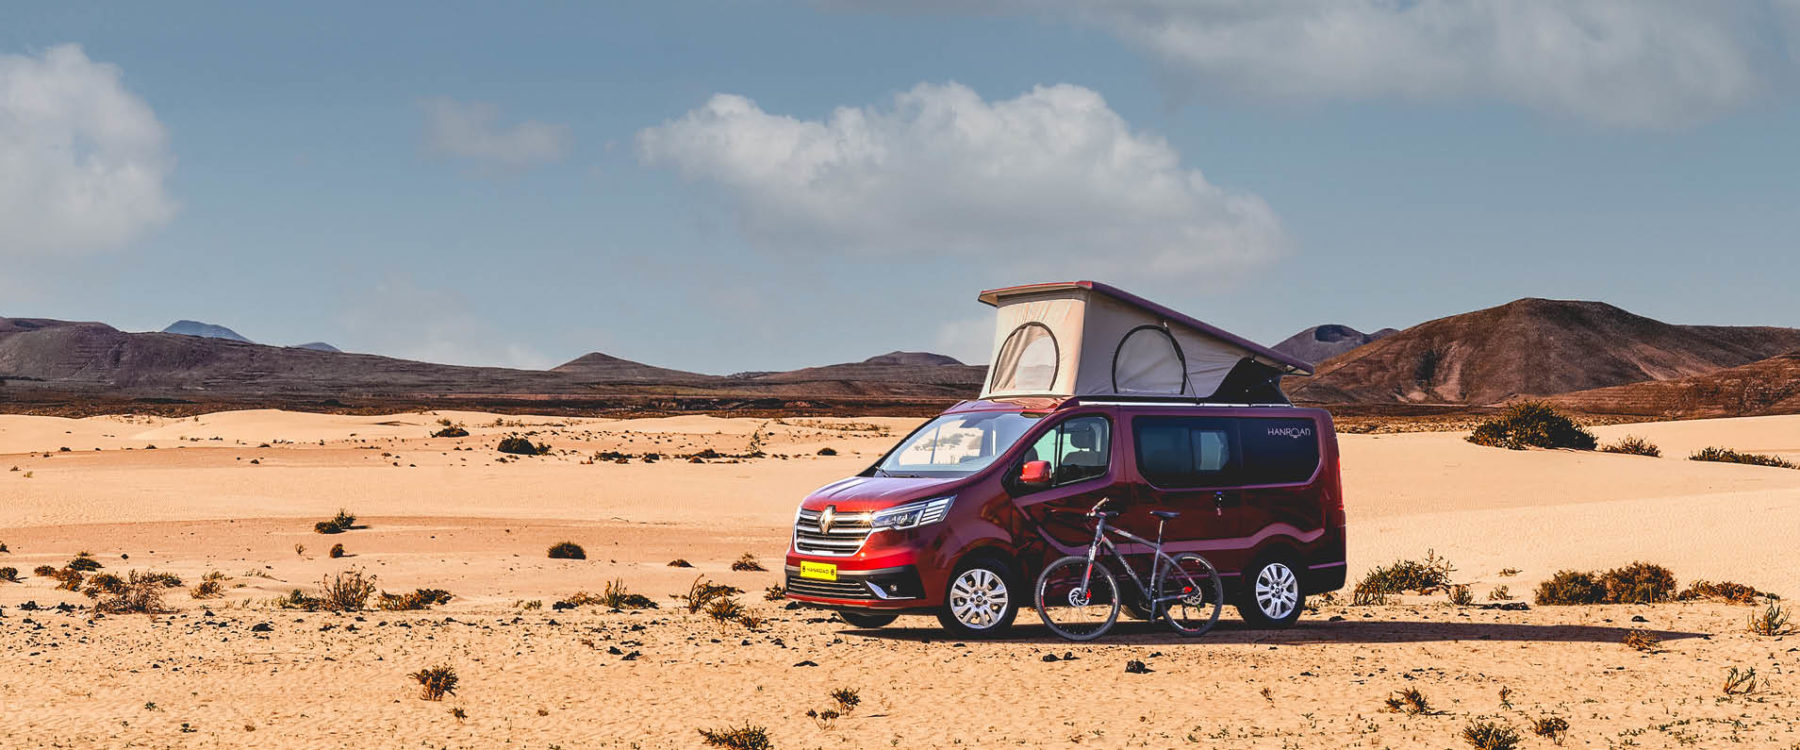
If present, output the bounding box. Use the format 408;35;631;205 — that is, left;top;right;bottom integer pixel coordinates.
1034;556;1121;641
1236;554;1305;629
1156;552;1223;636
838;611;899;629
935;556;1020;638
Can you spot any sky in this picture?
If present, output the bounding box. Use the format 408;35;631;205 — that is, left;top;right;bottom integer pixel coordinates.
4;1;1799;374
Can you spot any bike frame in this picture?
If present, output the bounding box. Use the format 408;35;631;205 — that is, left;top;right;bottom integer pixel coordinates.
1077;515;1189;609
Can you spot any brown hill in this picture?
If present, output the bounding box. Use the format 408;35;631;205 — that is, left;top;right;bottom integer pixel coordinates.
551;352;718;384
1272;324;1397;365
1289;299;1800;405
1550;352;1800;418
744;351;985;398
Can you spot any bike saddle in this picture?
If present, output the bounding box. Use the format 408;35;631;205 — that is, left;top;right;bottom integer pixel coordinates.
1149;510;1181;520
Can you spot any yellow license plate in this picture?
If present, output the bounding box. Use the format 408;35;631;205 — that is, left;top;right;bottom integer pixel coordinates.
799;561;838;581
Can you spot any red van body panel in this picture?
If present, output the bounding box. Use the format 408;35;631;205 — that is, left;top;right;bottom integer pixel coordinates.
783;398;1346;616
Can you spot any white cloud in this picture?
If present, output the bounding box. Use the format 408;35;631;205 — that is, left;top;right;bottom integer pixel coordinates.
935;315;995;366
420;97;571;170
843;1;1789;128
637;82;1286;281
0;44;176;257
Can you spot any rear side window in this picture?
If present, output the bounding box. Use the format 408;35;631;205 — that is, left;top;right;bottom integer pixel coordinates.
1133;417;1235;488
1238;418;1321;485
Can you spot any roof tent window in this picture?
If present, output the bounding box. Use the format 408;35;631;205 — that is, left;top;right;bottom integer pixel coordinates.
990;323;1059;393
1113;326;1186;395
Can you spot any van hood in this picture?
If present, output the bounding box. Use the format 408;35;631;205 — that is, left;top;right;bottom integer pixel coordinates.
802;475;966;511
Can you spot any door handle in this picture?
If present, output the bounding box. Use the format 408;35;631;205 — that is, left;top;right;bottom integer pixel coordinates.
1213;491;1225;516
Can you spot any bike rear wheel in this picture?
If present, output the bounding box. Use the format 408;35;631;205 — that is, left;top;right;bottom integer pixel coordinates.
1034;556;1121;641
1155;552;1223;637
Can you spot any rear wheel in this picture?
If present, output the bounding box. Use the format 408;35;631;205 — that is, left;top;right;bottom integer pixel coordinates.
936;556;1019;638
1236;555;1304;629
1034;556;1121;641
1156;552;1223;636
838;611;898;628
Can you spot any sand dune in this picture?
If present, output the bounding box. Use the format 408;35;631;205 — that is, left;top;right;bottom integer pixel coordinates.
1;410;1797;748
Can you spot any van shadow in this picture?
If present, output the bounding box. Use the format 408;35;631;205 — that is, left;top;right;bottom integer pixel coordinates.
844;616;1708;647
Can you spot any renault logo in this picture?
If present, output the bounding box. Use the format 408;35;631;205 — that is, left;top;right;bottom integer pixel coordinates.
819;505;837;534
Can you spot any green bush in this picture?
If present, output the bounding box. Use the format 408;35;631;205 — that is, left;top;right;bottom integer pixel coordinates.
1354;550;1455;601
1690;446;1797;469
1467;402;1596;451
1600;435;1661;457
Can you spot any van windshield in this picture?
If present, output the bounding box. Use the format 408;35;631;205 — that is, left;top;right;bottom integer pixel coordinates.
875;411;1043;477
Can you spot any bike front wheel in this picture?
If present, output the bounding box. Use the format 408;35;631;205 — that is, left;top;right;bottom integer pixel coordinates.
1155;552;1223;637
1035;556;1121;641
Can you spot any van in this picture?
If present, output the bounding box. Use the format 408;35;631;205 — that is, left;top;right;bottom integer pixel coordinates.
784;282;1346;636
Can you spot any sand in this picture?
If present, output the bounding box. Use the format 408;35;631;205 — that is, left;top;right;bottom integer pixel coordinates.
1;410;1797;748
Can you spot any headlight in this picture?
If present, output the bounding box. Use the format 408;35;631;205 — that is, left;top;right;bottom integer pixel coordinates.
870;496;954;531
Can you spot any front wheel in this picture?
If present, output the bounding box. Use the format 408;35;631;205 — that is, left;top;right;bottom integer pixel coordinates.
1035;556;1121;641
936;557;1020;638
1155;553;1223;636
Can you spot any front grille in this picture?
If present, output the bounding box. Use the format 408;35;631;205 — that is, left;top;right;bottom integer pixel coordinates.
794;508;874;556
786;573;875;600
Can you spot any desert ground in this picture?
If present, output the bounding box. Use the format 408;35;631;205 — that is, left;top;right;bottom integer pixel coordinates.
1;410;1797;749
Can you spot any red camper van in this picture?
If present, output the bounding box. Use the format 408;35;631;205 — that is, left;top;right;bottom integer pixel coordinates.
785;282;1346;636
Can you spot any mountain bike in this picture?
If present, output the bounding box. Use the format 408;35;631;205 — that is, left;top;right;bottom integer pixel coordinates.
1033;498;1223;641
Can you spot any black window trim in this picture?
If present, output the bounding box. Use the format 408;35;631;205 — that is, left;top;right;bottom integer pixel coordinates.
1010;412;1115;494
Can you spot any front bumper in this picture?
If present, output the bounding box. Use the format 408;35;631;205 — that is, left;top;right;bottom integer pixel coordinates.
784;565;925;609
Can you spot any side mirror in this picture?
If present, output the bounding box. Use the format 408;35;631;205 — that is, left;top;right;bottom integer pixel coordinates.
1018;460;1051;486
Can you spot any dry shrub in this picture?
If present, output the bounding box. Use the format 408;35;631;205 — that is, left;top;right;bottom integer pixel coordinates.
601;579;658;610
730;553;766;572
411;664;459;701
1680;579;1774;604
1722;666;1762;696
430;424;469;438
378;588;454;611
1383;687;1430;715
667;558;693;568
1534;570;1608;605
1599;562;1676;604
0;566;19;583
705;597;746;624
497;436;550;456
66;552;103;572
1690;446;1797;469
32;565;57;578
50;567;84;591
329;543;345;559
1530;716;1569;745
1355;550;1455;602
556;591;604;608
763;583;786;601
1600;435;1661;457
82;572;125;598
1748;602;1791;636
276;589;323;611
1467;402;1596;451
682;576;743;613
1621;629;1661;652
314;509;356;534
698;724;772;750
94;570;175;614
320;569;378;611
829;687;861;714
1461;719;1521;750
546;542;586;560
738;613;767;630
1497;567;1520;577
1487;585;1512;601
190;572;226;600
1447;584;1475;606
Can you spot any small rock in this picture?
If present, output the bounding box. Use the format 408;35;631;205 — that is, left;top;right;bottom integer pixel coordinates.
793;660;819;667
1042;654;1059;662
250;623;272;632
1125;660;1151;674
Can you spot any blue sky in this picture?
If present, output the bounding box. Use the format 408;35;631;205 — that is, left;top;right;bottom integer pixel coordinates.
5;1;1799;373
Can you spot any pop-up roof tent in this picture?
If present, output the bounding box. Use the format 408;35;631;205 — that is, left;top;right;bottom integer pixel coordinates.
977;281;1313;404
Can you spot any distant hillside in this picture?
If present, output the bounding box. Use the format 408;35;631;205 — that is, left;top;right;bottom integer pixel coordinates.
551;352;718;383
1551;352;1800;418
746;351;984;397
164;320;252;343
294;342;341;353
1290;299;1800;405
1273;324;1396;366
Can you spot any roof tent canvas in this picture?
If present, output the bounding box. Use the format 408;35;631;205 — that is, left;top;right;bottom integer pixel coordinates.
977;281;1314;403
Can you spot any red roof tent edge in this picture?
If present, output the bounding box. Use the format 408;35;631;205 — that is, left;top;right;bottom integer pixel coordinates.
977;280;1315;376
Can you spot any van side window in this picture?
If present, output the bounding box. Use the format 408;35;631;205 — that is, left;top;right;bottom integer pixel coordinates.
1133;417;1235;488
1239;418;1321;484
1023;416;1110;487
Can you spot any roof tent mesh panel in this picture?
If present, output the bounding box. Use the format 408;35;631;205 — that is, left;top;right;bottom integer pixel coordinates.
1112;326;1186;395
